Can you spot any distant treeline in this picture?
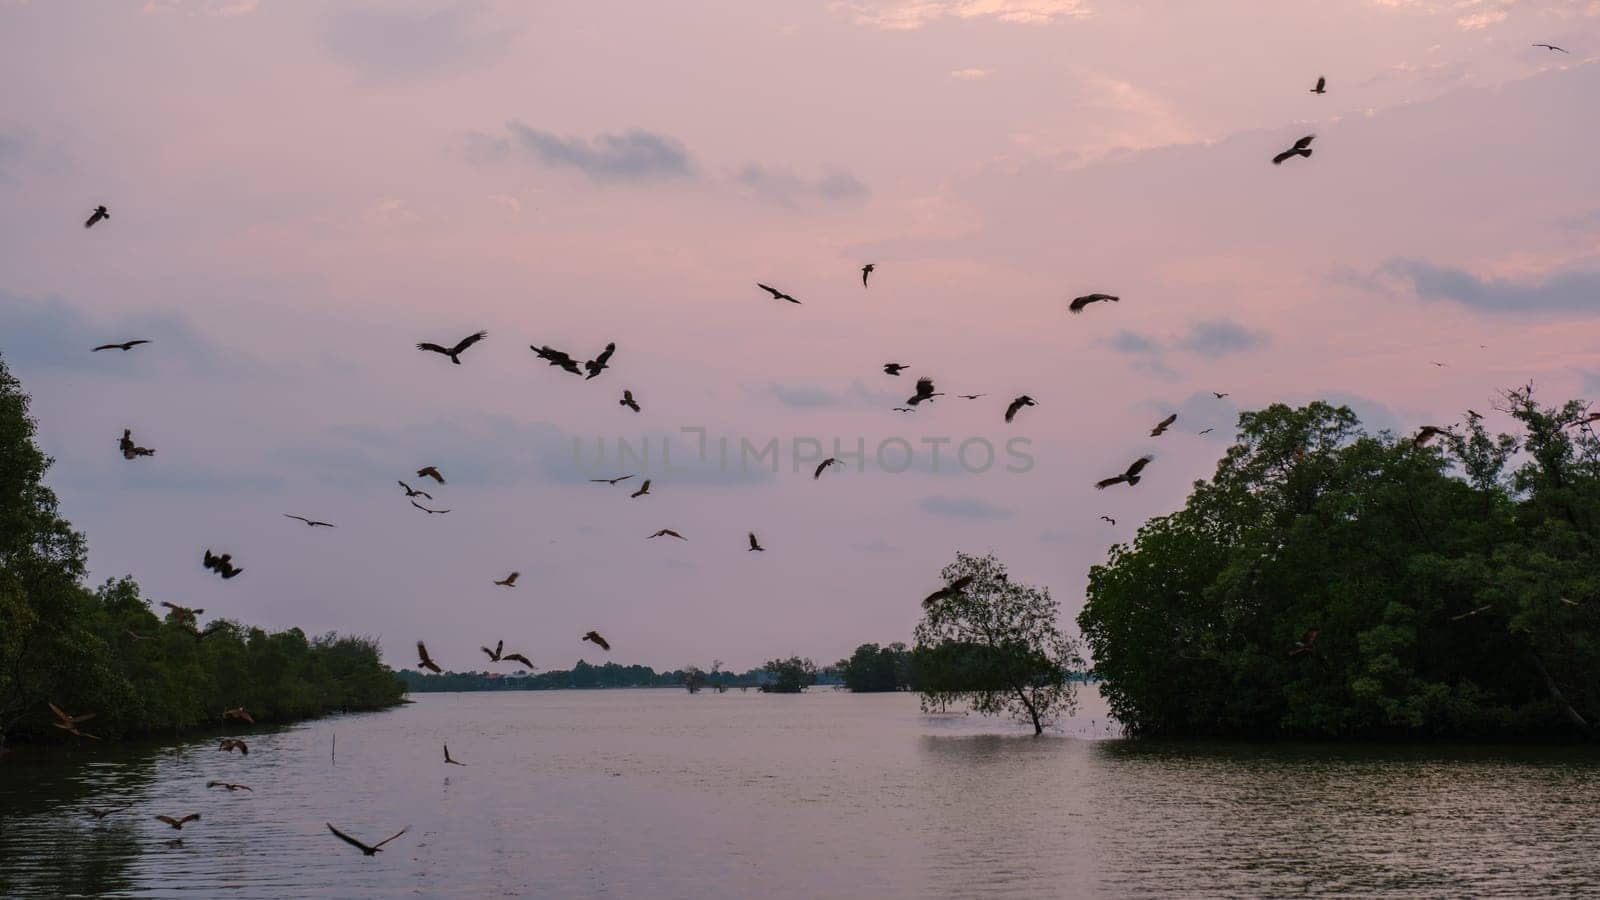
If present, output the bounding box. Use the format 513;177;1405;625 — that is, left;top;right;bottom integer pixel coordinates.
397;660;844;692
834;642;1094;693
0;355;405;748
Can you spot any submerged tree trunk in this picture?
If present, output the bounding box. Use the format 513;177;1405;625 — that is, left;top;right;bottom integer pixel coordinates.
1529;652;1592;736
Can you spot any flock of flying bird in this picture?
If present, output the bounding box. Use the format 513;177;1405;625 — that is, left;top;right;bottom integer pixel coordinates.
56;45;1577;856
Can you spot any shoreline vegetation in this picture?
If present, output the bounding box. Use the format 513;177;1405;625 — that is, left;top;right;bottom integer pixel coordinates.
0;356;404;754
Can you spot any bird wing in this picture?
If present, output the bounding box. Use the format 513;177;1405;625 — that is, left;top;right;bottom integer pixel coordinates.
950;575;973;591
91;344;120;352
48;702;71;724
756;283;781;298
284;515;310;524
372;827;410;850
1158;414;1177;429
326;823;372;853
417;641;434;665
593;343;615;366
156;815;180;827
1068;296;1091;312
449;331;488;355
1005;399;1023;422
1125;455;1154;478
1293;135;1315;150
503;653;534;668
1271;149;1295;165
813;460;829;479
1315;76;1325;90
1095;476;1126;490
416;343;451;355
749;533;759;549
180;814;201;824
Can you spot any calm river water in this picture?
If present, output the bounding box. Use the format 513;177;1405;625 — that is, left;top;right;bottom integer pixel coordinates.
3;688;1600;898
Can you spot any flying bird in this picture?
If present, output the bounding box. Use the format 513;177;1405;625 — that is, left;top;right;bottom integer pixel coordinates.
1096;455;1154;490
1429;361;1449;368
416;466;445;484
410;500;450;515
530;345;584;375
958;394;986;400
87;806;130;820
182;621;225;643
620;390;640;412
1310;76;1326;94
748;532;765;552
1272;135;1315;165
502;653;534;669
119;429;155;460
1288;628;1320;657
416;331;487;365
1069;293;1119;314
922;575;975;608
397;481;432;500
326;823;409;857
649;529;687;540
207;781;252;792
443;744;467;766
283;514;335;528
883;363;909;376
48;702;100;741
481;640;503;662
1212;392;1230;399
218;739;248;756
1412;425;1450;447
907;377;943;406
1004;395;1036;423
160;600;204;621
1099;516;1116;525
630;480;651;499
814;458;838;480
1450;604;1494;622
85;205;109;228
589;474;635;485
92;339;149;352
1198;428;1215;435
585;343;616;380
892;407;914;413
494;572;520;587
223;707;254;724
201;549;242;579
155;814;201;830
757;283;801;304
582;631;611;651
1533;43;1568;53
1150;413;1177;437
416;641;442;674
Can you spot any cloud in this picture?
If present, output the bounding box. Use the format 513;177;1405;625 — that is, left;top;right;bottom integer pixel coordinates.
1108;330;1161;356
1580;370;1600;397
324;3;512;80
733;165;868;208
496;123;695;182
850;538;899;554
1376;258;1600;314
837;0;1092;30
917;495;1013;519
487;194;522;216
949;68;995;80
761;380;900;410
769;383;842;409
141;0;258;15
0;293;220;377
364;198;422;226
1173;319;1270;358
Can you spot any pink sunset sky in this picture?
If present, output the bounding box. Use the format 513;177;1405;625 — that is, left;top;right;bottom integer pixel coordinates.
3;0;1599;673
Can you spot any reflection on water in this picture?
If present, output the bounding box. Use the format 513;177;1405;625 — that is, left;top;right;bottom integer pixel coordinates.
3;689;1599;898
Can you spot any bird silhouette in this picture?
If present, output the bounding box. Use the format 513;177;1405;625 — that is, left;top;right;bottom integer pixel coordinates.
201;549;243;579
585;343;616;380
482;640;503;662
218;739;249;756
907;377;943;406
1533;43;1568;53
757;283;801;304
1310;75;1326;94
85;205;109;228
1412;425;1450;447
156;814;201;830
530;345;584;375
748;532;765;552
1198;428;1215;435
1100;516;1116;525
182;621;225;643
814;458;838;479
1096;455;1154;490
620;390;640;412
883;363;909;376
416;331;487;365
1450;604;1494;621
87;806;130;820
649;529;687;540
160;600;204;621
892;407;914;413
410;500;451;515
502;653;535;669
92;339;149;352
119;429;155;460
922;575;974;608
223;707;254;724
416;641;442;674
397;480;432;500
1004;395;1036;423
1150;413;1177;437
1272;135;1315;165
958;394;986;400
1212;392;1230;399
582;630;611;651
1288;628;1320;657
1429;361;1448;368
1069;293;1119;313
207;781;252;792
326;823;409;856
630;480;651;499
48;702;100;741
494;572;519;587
443;744;466;766
861;264;875;288
284;514;335;528
590;474;635;485
416;466;445;484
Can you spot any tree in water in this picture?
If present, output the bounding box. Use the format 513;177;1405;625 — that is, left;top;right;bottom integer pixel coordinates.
914;552;1082;735
760;657;818;693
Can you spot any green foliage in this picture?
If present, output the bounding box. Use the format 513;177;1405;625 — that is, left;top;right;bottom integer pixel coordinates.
835;642;914;692
395;660;770;692
1079;392;1600;740
915;552;1083;734
760;657;818;693
0;354;403;748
